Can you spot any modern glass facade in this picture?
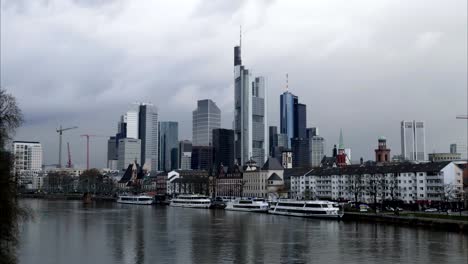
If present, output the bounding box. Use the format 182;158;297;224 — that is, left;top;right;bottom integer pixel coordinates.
291;138;310;168
159;121;179;171
280;91;296;148
139;104;158;171
234;45;268;166
213;128;235;168
310;136;325;167
192;99;221;146
401;120;426;161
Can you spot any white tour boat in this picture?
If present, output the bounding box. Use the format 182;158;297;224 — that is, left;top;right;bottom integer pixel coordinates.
117;194;154;205
169;194;211;208
225;198;269;212
268;200;343;219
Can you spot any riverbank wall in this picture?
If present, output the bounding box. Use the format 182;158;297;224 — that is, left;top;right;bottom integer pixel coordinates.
19;193;116;202
343;212;468;233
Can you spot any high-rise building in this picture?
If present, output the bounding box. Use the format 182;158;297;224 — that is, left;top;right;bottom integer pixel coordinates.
280;91;306;147
280;91;296;148
401;120;426;161
213;128;235;168
117;138;141;171
375;137;391;163
191;146;213;171
310;136;325;167
159;121;179;171
179;140;192;170
291;138;310;168
12;141;42;175
107;136;118;169
273;133;289;161
233;42;268;166
138;104;158;171
126;109;139;139
306;127;319;138
192;99;221;146
450;143;457;154
269;126;278;157
294;103;307;139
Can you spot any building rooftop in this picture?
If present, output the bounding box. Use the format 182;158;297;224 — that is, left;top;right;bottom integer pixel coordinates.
261;157;283;170
268;173;282;181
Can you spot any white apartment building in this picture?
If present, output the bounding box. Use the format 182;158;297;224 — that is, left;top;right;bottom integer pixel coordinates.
290;162;464;203
13;141;43;175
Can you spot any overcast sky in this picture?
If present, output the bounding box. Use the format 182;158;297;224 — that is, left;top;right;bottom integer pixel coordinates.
2;0;467;168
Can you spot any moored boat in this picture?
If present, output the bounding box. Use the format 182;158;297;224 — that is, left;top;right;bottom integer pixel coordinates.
225;198;269;212
170;194;211;208
117;194;154;205
268;200;343;219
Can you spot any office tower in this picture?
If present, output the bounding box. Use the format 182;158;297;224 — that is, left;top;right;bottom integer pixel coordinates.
310;136;325;167
213;128;235;168
233;42;268;166
138;104;158;171
294;103;307;139
375;137;391;163
126;108;139;139
117;138;141;171
12;141;42;174
291;138;309;168
269;126;278;157
450;143;457;154
192;99;221;146
107;136;118;169
401;120;426;161
191;146;214;171
280;91;296;148
280;90;307;147
159;121;179;171
179;140;192;170
306;127;319;138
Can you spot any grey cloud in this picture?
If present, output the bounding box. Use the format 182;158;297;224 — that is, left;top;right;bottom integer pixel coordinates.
3;0;466;167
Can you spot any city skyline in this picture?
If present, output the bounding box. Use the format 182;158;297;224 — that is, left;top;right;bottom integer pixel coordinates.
4;0;467;168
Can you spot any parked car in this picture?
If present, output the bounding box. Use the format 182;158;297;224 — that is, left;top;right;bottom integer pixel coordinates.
424;208;438;212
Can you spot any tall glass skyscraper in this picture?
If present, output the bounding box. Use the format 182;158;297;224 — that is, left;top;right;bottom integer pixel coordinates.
192;99;221;146
159;121;179;171
401;120;426;161
280;91;307;147
138;104;158;171
233;43;268;166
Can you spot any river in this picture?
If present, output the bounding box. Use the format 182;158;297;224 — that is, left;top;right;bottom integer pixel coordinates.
18;199;467;264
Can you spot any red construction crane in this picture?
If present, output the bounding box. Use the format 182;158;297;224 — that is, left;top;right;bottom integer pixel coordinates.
66;142;73;168
80;134;105;170
56;125;78;168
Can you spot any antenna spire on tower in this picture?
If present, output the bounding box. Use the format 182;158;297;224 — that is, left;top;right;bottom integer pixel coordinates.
240;25;242;48
286;73;289;91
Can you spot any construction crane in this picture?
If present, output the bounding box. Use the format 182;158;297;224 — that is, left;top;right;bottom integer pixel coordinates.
56;125;78;168
80;134;106;170
456;115;468;119
66;142;73;168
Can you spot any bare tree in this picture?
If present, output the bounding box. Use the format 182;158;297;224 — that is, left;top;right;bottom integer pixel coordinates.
0;88;24;264
347;174;363;208
367;173;385;212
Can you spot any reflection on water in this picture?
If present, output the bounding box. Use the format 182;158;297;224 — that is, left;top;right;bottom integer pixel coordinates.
18;199;468;264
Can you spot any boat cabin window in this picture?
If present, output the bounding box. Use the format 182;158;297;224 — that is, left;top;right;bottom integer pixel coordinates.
305;204;322;208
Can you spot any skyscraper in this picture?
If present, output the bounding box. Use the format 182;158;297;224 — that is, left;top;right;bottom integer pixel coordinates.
291;138;309;168
159;121;179;171
192;99;221;146
179;140;192;170
280;91;296;148
310;136;325;167
117;138;141;171
269;126;278;157
138;103;158;171
306;127;319;138
233;42;268;166
401;120;426;161
191;146;213;171
126;108;139;139
294;103;307;139
213;128;235;168
280;91;307;147
107;136;118;170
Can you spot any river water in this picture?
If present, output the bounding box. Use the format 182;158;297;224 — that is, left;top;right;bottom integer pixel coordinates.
18;199;467;264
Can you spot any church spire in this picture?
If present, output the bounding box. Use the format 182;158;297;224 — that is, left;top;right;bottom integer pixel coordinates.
338;128;344;150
